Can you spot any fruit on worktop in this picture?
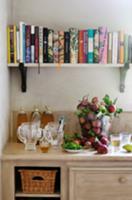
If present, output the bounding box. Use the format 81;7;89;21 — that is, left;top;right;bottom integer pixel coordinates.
100;136;109;146
123;144;132;152
97;143;108;154
76;94;123;154
62;141;82;150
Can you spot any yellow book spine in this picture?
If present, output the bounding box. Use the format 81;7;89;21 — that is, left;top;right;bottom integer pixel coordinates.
7;26;10;64
119;31;124;64
13;25;17;63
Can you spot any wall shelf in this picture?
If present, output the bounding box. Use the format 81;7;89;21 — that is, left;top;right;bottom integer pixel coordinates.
8;63;125;68
8;63;130;93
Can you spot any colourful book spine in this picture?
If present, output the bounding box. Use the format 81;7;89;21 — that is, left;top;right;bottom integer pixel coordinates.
128;35;132;63
64;31;70;63
53;31;59;63
31;25;35;63
25;25;31;63
39;26;43;64
43;28;48;63
124;34;128;63
78;30;84;63
107;32;112;63
118;31;124;64
7;26;11;64
83;30;88;63
48;29;54;63
88;29;94;63
10;25;14;63
58;31;64;63
99;27;108;64
35;26;39;63
112;32;118;64
16;27;20;63
13;25;17;63
94;29;99;63
69;28;78;63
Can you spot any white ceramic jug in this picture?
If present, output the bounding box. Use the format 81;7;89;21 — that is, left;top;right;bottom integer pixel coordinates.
17;122;42;150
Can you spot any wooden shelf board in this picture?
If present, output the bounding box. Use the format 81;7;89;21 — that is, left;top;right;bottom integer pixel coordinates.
8;63;124;68
15;192;61;197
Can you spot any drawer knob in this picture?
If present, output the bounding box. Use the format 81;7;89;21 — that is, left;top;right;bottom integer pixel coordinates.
119;177;127;183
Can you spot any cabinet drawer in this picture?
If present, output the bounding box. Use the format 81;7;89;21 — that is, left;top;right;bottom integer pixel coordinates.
69;167;132;200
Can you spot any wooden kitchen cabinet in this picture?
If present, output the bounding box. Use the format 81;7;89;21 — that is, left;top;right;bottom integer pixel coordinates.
2;143;132;200
69;167;132;200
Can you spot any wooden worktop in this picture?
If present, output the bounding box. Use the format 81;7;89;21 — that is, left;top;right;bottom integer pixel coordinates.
2;142;132;162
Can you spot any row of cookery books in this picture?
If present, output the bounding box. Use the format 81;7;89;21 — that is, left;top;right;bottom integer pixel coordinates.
7;22;132;64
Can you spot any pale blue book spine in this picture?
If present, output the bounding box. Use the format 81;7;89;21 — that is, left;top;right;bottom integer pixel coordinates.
88;29;94;63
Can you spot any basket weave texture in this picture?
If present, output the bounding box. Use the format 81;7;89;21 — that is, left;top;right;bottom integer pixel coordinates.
19;169;57;194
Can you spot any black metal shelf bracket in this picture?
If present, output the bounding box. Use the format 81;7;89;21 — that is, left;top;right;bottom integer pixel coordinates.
19;63;27;92
120;62;130;93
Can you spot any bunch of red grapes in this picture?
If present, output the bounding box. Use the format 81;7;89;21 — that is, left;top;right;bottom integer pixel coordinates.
76;95;123;154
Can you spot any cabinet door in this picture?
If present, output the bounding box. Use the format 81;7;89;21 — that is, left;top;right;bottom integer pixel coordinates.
69;167;132;200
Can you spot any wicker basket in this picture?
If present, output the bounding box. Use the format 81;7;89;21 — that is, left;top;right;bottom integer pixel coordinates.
19;169;57;194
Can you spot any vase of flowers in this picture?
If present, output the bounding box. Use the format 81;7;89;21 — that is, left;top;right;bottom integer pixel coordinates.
76;94;123;154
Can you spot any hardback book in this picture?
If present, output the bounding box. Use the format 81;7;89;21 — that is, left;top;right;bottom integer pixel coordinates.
53;31;59;63
35;26;39;63
13;25;17;63
112;32;118;64
31;25;35;63
128;35;132;63
124;34;129;63
9;25;14;63
16;27;20;63
19;22;26;63
58;31;64;63
25;25;31;63
83;30;88;63
64;31;70;63
48;29;54;63
39;26;43;64
69;28;78;63
88;29;94;63
99;27;108;64
93;29;99;63
7;26;11;63
43;28;48;63
78;30;84;63
118;31;124;64
107;32;112;63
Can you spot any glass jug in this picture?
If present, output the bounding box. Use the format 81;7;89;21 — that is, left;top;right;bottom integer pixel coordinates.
17;122;42;151
43;118;64;148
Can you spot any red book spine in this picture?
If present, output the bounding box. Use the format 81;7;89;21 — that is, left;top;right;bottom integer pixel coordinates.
78;30;84;63
35;26;39;63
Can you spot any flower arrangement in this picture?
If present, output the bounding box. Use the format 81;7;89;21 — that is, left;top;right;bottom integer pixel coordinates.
76;94;123;154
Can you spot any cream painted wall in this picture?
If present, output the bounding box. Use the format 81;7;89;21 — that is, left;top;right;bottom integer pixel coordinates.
0;0;11;154
0;0;12;199
11;0;132;111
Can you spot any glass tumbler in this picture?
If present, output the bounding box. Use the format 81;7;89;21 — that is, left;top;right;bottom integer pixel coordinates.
110;134;121;153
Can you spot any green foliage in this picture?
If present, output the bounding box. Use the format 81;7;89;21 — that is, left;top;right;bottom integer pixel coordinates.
62;141;82;150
